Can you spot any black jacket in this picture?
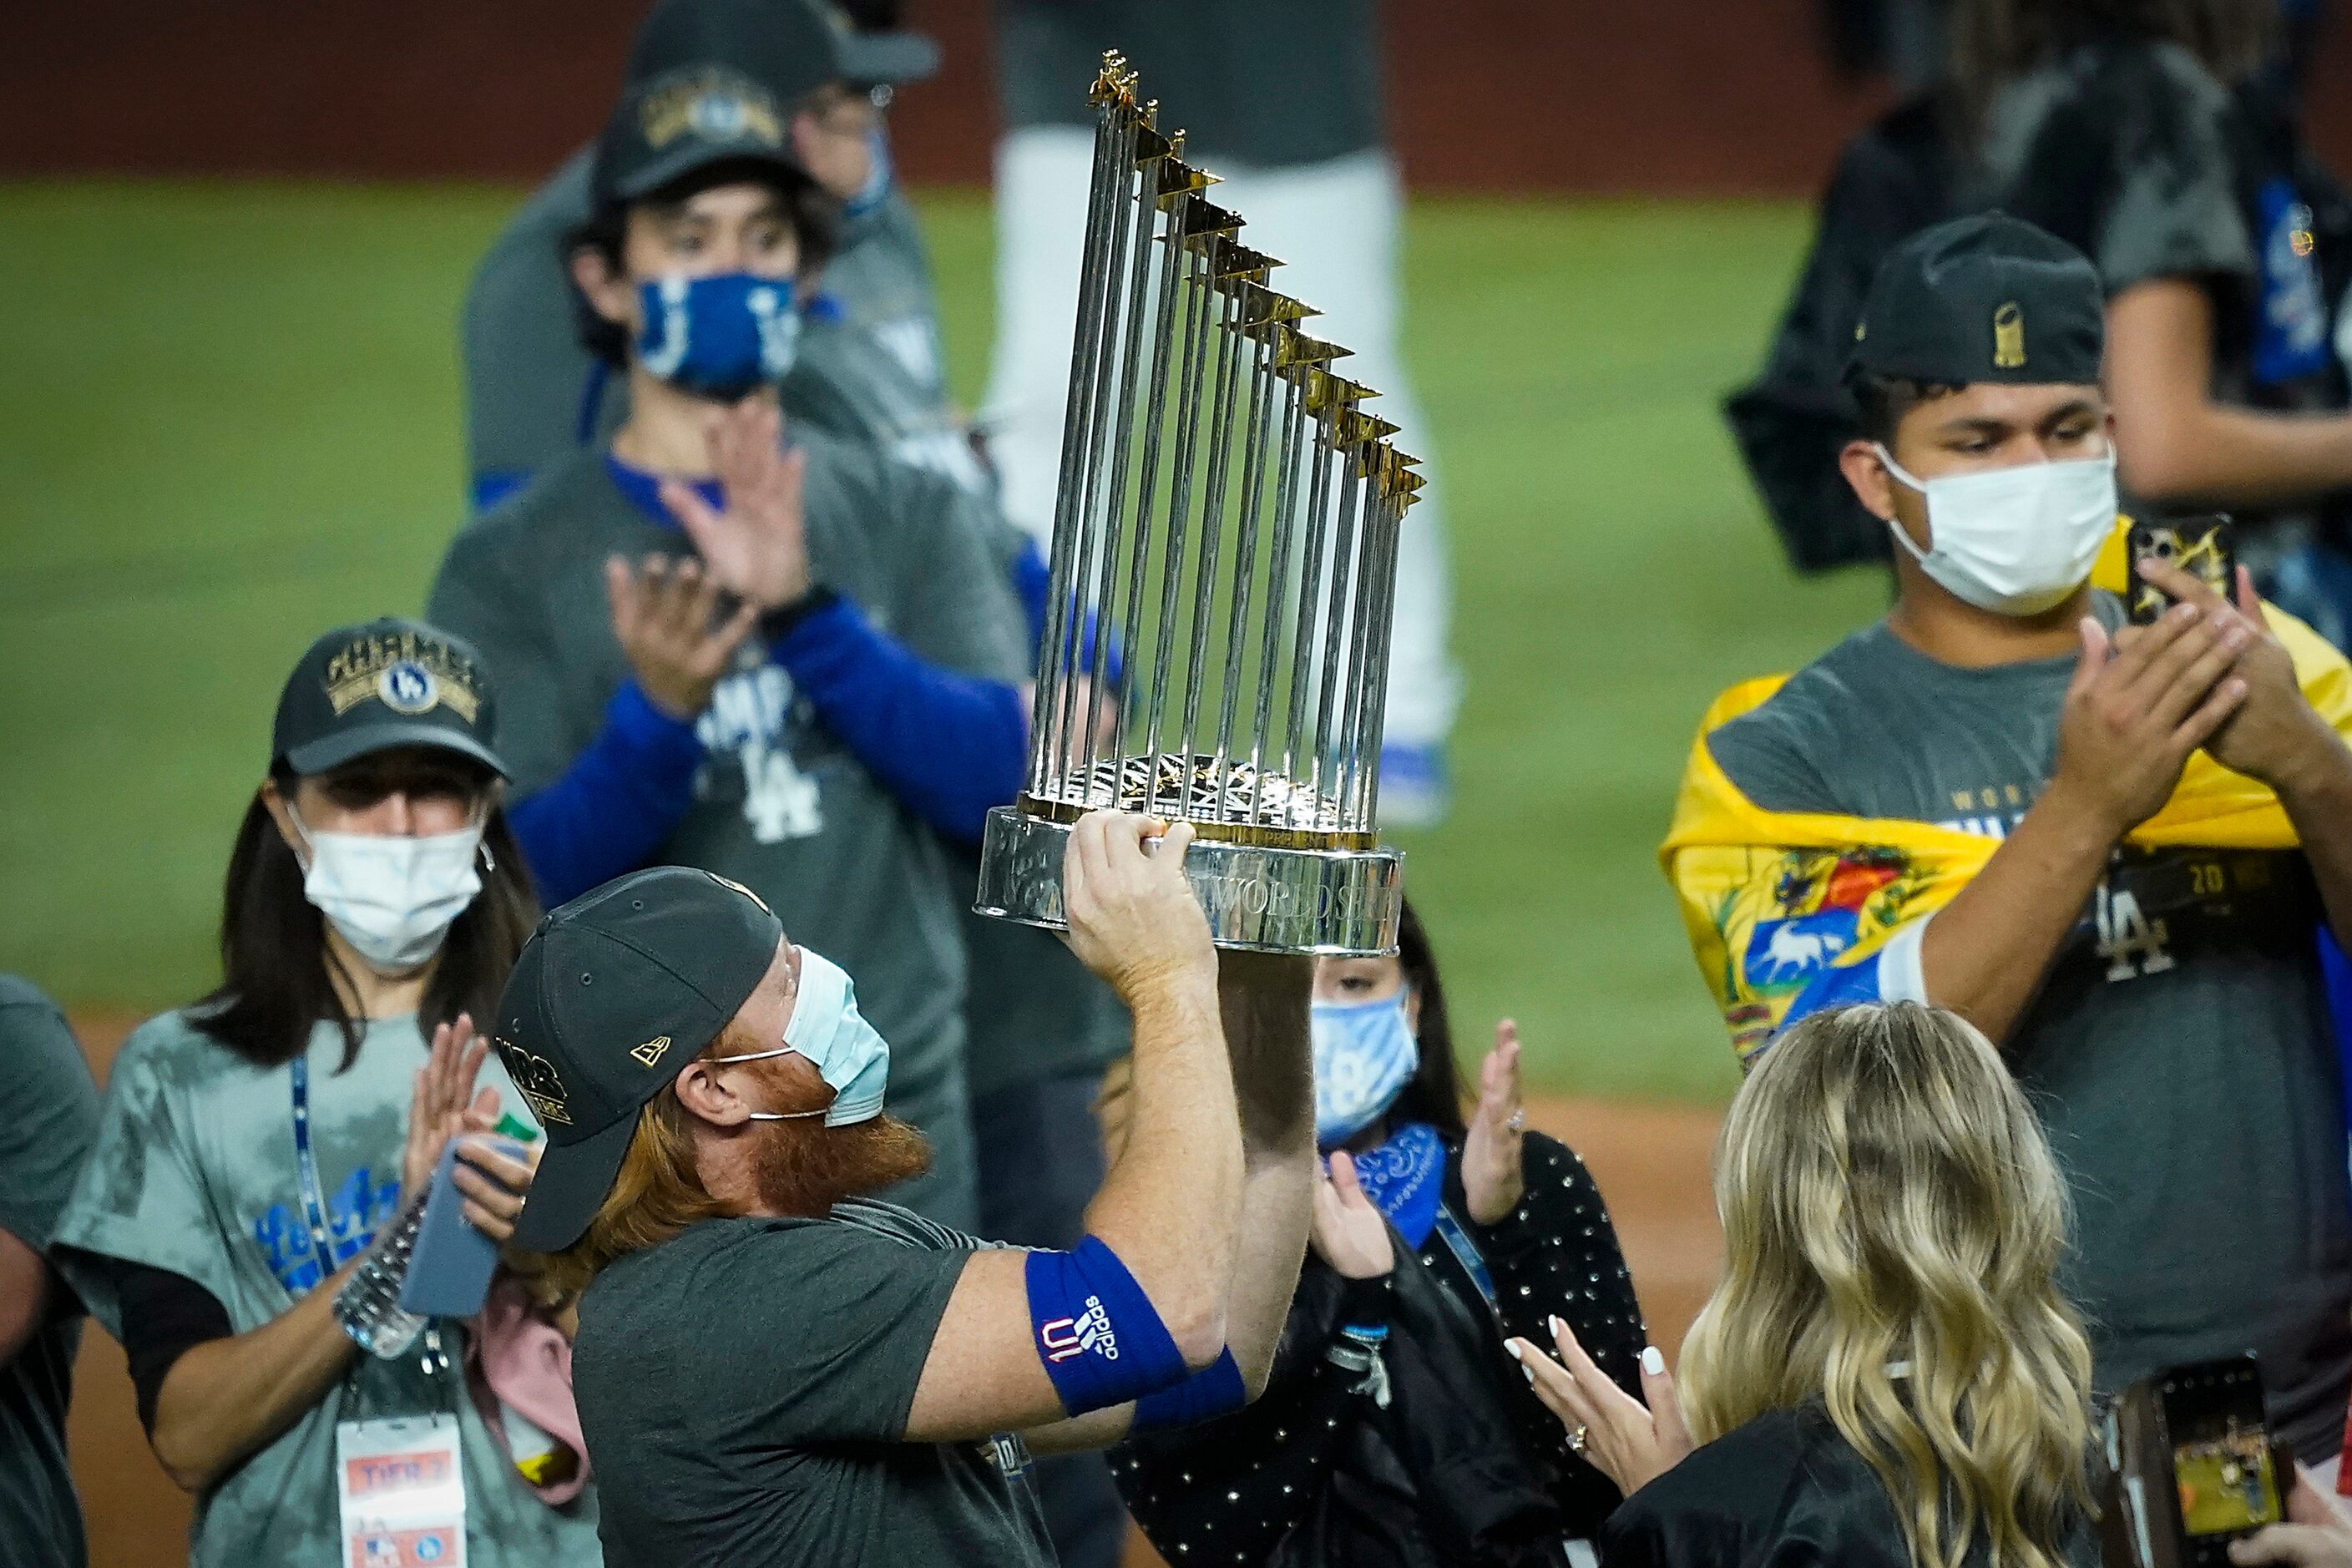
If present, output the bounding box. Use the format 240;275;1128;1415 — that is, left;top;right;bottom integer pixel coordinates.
1601;1403;2102;1568
1113;1133;1647;1567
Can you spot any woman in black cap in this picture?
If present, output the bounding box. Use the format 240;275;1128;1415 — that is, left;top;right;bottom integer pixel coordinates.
49;618;601;1567
1108;898;1650;1566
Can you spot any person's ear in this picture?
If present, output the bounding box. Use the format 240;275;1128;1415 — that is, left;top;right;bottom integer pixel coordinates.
1403;982;1423;1037
673;1059;754;1128
260;778;308;864
1839;438;1900;524
569;245;636;330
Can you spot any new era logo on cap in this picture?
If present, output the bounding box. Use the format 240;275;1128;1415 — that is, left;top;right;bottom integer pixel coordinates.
631;1036;674;1068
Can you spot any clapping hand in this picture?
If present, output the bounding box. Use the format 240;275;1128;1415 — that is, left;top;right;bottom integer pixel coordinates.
1309;1150;1394;1280
660;400;812;611
1507;1317;1691;1498
604;553;760;720
1461;1019;1526;1225
402;1014;497;1201
401;1015;540;1244
2137;557;2344;797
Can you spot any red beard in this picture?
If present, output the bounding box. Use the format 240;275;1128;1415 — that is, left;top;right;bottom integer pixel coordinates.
751;1113;933;1216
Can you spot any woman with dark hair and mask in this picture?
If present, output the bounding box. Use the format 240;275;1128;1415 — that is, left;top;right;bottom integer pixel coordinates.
50;619;600;1567
1951;0;2352;640
1108;898;1650;1565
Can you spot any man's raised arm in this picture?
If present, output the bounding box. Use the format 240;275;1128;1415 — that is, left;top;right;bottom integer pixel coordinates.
901;813;1243;1443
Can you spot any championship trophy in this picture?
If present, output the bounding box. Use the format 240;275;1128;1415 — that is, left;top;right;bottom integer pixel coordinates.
975;54;1420;955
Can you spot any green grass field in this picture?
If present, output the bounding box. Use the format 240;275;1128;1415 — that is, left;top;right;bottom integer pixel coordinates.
0;180;1886;1103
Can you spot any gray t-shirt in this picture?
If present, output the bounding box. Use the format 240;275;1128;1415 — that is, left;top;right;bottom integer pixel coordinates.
573;1204;1054;1568
48;1010;597;1568
426;433;1028;1226
1707;594;2352;1458
0;979;99;1568
994;0;1385;168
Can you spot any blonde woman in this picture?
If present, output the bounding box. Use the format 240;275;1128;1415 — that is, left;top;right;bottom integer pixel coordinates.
1509;1002;2101;1567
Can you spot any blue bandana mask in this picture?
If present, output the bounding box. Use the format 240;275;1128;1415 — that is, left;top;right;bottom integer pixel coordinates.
1311;993;1419;1149
711;948;889;1126
635;272;802;402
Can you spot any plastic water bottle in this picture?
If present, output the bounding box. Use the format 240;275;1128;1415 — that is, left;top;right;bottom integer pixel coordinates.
334;1186;430;1358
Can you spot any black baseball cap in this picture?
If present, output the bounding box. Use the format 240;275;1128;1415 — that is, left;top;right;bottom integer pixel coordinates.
625;0;939;98
594;0;939;204
1846;212;2106;388
497;867;783;1252
271;618;505;779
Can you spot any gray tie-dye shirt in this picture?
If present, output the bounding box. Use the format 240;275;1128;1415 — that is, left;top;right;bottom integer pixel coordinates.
50;1009;600;1568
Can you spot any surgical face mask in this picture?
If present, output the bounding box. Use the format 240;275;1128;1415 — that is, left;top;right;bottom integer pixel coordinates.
635;272;802;402
842;126;894;222
1876;444;2117;617
1311;992;1419;1150
289;807;485;975
711;948;889;1126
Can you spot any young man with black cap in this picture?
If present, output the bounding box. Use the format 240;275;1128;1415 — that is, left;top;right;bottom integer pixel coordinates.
1663;212;2352;1459
462;0;951;511
430;55;1032;1230
48;619;594;1565
498;817;1315;1568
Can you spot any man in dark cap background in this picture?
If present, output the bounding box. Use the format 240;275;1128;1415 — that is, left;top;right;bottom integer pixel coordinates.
498;817;1316;1568
462;0;944;511
1690;211;2352;1459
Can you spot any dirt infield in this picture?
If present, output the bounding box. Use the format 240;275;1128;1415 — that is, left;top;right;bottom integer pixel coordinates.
59;1011;1722;1567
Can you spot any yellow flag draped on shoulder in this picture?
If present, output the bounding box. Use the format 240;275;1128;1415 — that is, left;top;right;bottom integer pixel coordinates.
1658;533;2352;1065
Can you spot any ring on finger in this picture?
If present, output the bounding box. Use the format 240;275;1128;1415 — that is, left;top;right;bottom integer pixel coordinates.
1505;1109;1525;1132
1567;1424;1589;1454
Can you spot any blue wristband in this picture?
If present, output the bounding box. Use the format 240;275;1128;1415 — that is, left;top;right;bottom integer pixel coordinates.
1024;1237;1190;1417
1130;1348;1247;1433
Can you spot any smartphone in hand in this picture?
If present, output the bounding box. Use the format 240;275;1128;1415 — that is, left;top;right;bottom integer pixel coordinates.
2159;1354;2283;1565
2127;515;2237;626
398;1136;524;1320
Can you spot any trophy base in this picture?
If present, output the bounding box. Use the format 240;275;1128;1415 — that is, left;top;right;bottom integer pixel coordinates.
974;807;1403;956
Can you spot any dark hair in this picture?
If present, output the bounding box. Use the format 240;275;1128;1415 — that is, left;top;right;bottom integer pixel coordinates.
1850;371;1965;446
190;763;540;1072
1952;0;2275;124
565;159;842;368
1385;898;1469;1140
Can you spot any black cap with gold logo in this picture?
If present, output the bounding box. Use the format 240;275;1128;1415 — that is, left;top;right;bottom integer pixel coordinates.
1846;212;2106;389
497;867;783;1252
271;617;505;779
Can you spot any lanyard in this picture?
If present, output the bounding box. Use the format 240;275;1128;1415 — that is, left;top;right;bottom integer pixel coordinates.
290;1055;345;1292
1430;1203;1500;1310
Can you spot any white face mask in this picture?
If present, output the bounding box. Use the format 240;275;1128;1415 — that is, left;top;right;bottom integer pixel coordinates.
290;807;486;975
1876;445;2117;617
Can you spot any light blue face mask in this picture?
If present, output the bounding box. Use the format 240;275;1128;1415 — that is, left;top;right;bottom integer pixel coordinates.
707;948;888;1125
842;125;894;223
1311;992;1419;1150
